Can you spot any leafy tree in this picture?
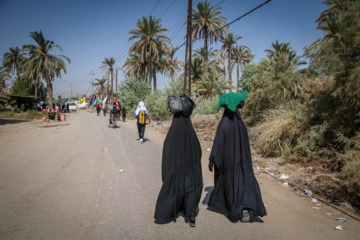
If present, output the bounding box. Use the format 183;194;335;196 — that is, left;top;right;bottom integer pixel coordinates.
240;58;271;92
304;0;360;143
22;30;70;109
10;77;33;96
192;1;227;73
2;46;26;79
118;76;151;112
144;90;170;119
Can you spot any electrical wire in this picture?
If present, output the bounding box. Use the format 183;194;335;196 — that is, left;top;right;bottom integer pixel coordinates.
160;0;176;18
175;0;272;53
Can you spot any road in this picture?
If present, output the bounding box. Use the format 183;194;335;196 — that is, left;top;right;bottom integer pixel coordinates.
0;111;359;240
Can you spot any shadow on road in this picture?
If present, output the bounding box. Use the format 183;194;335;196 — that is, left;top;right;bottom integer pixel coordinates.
0;119;31;126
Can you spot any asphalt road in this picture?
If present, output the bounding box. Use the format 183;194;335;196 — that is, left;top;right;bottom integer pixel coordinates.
0;111;359;240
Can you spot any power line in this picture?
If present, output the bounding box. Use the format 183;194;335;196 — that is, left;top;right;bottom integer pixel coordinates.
148;0;162;17
170;0;226;43
160;0;176;18
175;0;273;53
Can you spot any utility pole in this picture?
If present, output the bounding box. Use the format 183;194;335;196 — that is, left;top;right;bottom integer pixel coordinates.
184;0;192;96
90;70;95;95
115;69;118;99
70;83;72;100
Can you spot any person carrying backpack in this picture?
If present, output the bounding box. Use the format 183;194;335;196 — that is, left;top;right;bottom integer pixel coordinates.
134;101;149;143
110;102;119;128
121;106;127;122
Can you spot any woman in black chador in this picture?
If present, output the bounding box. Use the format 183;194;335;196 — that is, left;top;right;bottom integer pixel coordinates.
154;97;203;227
208;91;266;223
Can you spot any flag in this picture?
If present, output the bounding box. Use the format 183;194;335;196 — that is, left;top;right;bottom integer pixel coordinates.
93;98;99;107
88;95;96;107
102;94;109;110
114;98;120;108
80;97;86;104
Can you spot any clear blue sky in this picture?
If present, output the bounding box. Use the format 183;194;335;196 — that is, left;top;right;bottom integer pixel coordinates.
0;0;327;98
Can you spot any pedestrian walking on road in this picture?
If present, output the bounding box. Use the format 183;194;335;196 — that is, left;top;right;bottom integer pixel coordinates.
134;101;148;143
154;95;202;227
208;91;267;223
96;103;101;116
121;106;127;122
103;105;107;116
110;102;119;129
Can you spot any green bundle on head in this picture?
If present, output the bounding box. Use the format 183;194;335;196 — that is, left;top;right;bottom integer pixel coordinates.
217;90;248;112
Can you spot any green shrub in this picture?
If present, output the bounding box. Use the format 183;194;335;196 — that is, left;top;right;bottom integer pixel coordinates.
0;110;44;120
144;90;171;119
194;94;219;115
118;77;151;112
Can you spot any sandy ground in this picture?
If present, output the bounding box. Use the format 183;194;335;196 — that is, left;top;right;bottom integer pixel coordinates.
0;111;359;240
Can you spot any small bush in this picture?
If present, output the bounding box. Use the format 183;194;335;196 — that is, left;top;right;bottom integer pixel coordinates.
339;151;360;211
0;110;44;120
253;108;302;157
194;94;219;115
144;90;171;119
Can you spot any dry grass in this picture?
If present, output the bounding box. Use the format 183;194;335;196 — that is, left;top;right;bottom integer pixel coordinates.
253;109;301;157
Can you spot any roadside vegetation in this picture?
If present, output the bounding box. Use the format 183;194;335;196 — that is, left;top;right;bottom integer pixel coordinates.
1;0;359;210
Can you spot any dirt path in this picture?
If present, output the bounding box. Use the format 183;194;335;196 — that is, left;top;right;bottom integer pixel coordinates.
0;111;359;240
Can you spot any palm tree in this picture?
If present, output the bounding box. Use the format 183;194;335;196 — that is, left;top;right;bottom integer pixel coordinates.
217;33;242;87
22;30;70;109
128;16;171;90
0;66;11;92
232;46;254;91
163;45;183;80
193;47;224;76
93;77;107;100
191;58;205;81
265;41;306;74
194;73;234;98
192;1;227;73
2;46;26;79
21;60;42;105
100;57;116;104
123;54;147;81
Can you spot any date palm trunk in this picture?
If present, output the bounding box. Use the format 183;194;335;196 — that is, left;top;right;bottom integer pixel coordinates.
204;30;208;74
228;51;232;92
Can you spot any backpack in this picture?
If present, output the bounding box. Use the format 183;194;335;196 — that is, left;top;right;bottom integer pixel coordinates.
138;110;146;124
180;94;196;117
111;106;118;115
167;94;182;114
167;94;196;117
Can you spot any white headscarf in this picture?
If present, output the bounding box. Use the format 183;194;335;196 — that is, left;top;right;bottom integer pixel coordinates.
134;101;148;117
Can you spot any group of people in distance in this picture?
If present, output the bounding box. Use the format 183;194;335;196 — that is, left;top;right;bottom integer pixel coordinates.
154;91;267;227
103;101;149;144
96;101;128;128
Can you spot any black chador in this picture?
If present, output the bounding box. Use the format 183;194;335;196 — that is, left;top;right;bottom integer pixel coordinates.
208;92;267;222
154;112;203;226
